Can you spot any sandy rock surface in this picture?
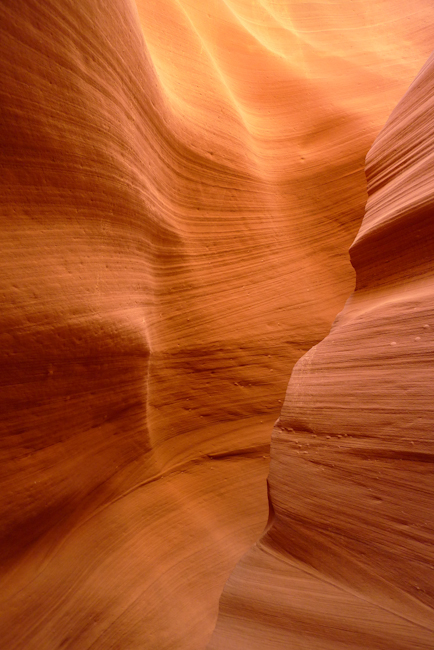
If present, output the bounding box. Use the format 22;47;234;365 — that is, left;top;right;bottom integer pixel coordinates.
0;1;433;648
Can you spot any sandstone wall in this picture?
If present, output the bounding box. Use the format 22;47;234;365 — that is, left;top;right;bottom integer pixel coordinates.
1;1;433;648
209;48;434;650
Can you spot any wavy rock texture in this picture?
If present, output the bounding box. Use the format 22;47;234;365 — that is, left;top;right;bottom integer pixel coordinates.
0;1;433;649
209;49;434;650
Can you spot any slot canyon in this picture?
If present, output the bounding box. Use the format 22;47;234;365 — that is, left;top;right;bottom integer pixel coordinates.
1;1;433;648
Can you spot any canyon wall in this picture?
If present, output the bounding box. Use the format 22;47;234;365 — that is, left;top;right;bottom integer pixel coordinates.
209;48;434;650
0;1;433;648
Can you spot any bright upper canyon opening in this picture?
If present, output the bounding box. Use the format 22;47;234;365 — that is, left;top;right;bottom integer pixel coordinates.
1;2;434;649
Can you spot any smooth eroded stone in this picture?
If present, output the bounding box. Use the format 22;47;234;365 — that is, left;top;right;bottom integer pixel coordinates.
209;50;434;650
1;1;433;648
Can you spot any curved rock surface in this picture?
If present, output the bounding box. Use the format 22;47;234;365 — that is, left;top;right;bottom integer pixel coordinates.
209;49;434;650
0;1;433;648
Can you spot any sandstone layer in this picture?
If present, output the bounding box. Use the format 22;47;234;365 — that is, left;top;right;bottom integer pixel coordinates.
1;1;433;649
209;49;434;650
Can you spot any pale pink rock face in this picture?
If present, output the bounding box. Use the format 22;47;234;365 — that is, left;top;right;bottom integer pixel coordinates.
0;1;433;648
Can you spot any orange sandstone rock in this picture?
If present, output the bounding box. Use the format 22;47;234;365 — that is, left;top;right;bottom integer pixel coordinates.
0;0;433;648
209;49;434;650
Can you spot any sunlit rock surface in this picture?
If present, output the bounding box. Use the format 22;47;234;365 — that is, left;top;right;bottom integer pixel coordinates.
209;49;434;650
0;1;433;648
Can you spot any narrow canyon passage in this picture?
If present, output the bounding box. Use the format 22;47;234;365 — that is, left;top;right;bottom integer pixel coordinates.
210;48;434;649
1;1;433;649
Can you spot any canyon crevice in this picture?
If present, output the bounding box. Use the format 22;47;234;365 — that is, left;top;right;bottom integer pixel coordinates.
209;47;434;650
1;1;433;649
